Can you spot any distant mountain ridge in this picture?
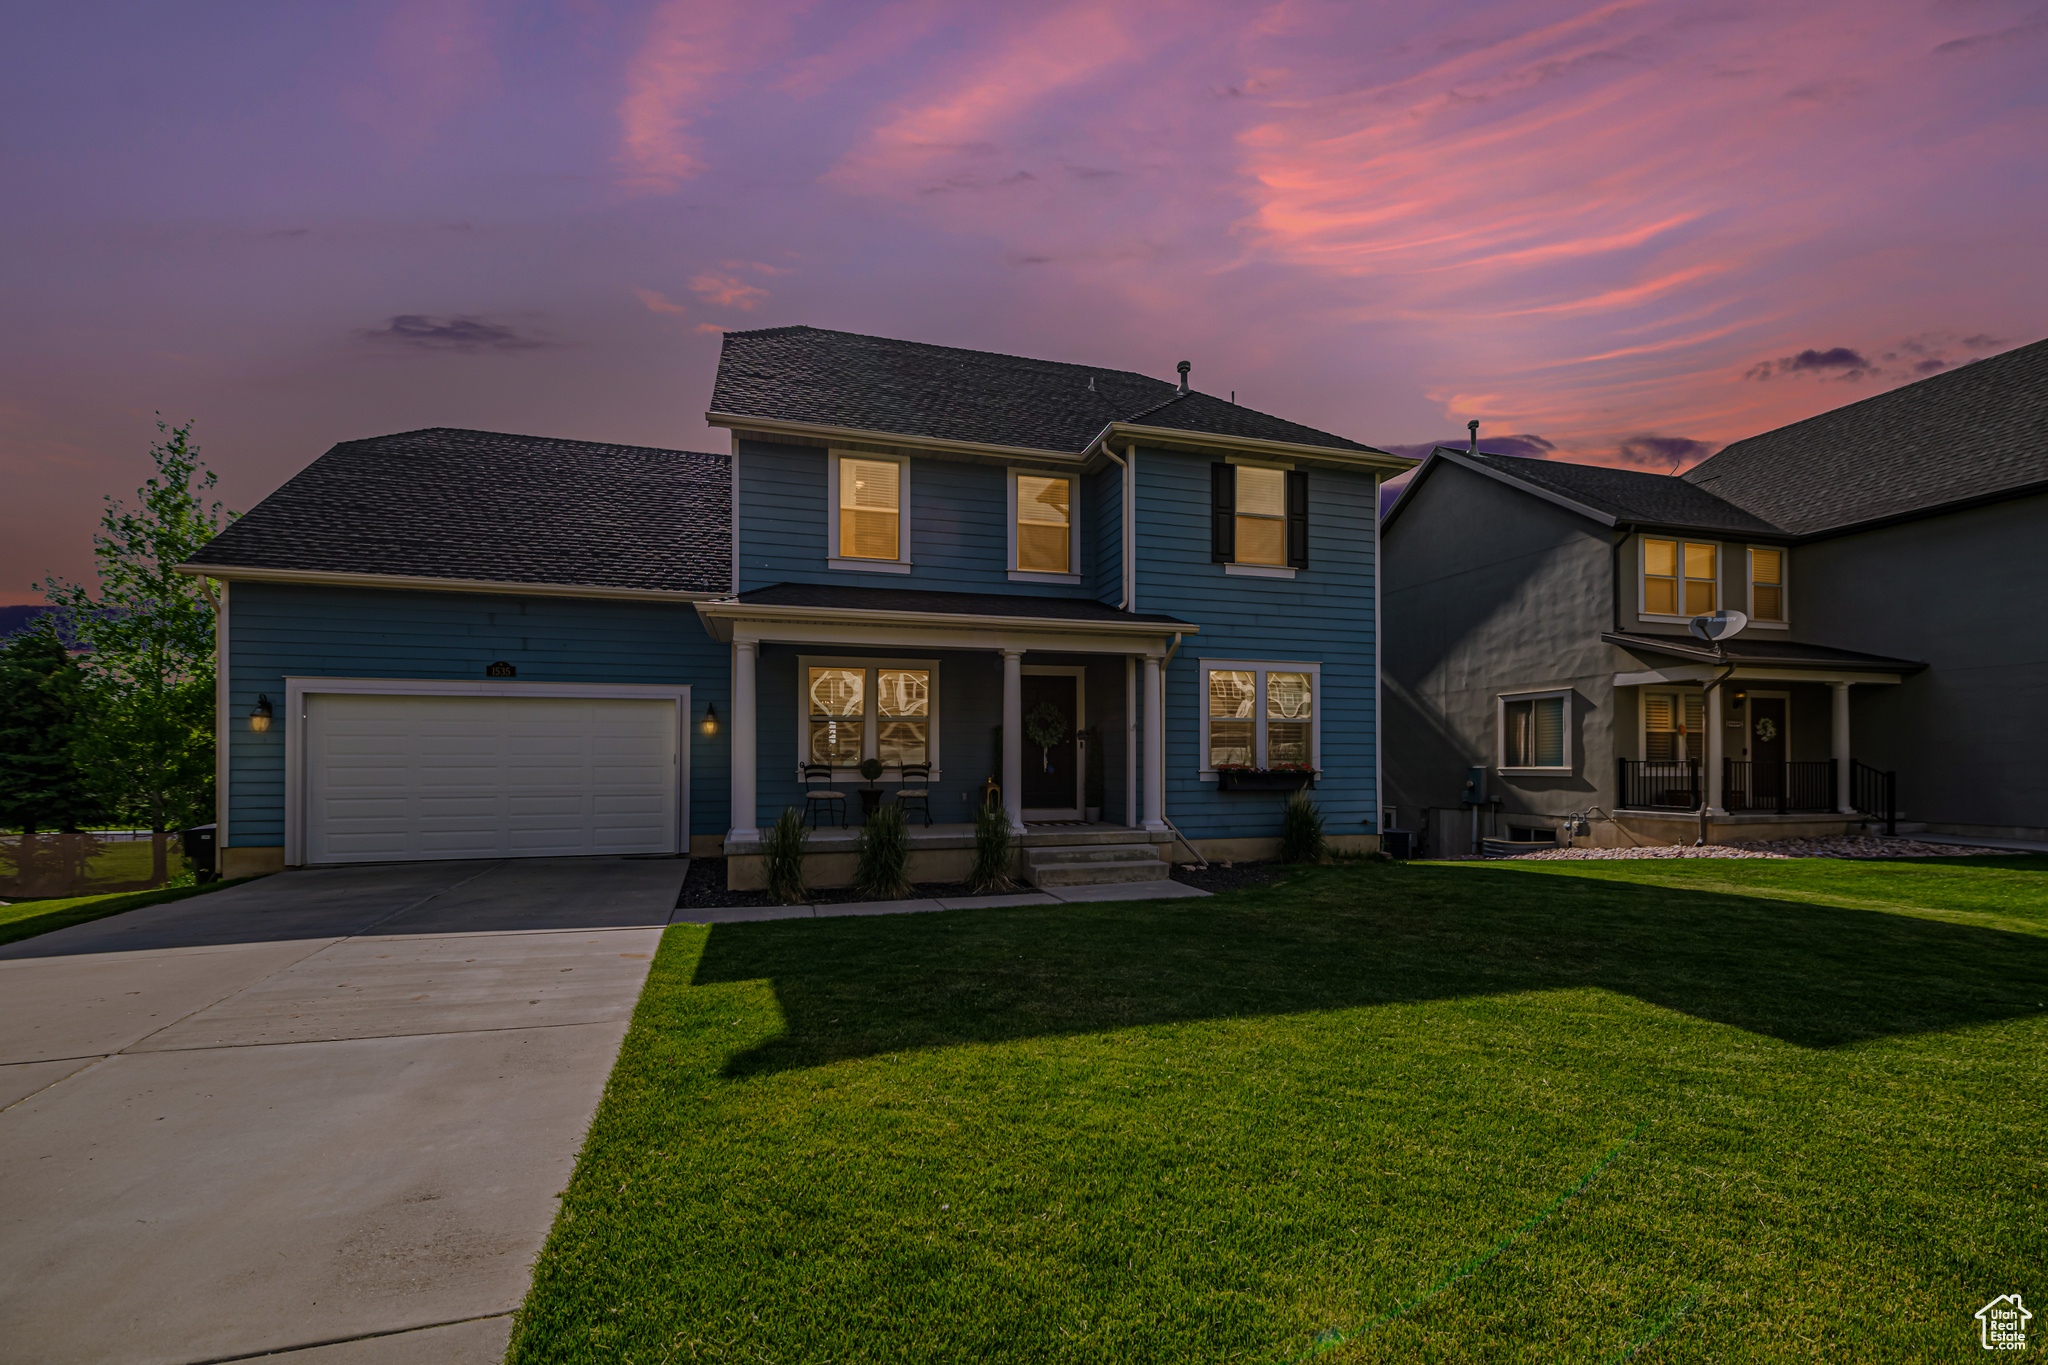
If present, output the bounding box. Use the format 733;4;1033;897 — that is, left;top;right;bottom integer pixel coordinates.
0;604;54;639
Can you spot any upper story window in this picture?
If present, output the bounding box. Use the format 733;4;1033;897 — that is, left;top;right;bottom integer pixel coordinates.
804;659;937;773
1643;538;1716;617
1748;547;1786;623
1200;661;1319;774
1211;463;1308;575
1010;471;1077;580
828;452;911;574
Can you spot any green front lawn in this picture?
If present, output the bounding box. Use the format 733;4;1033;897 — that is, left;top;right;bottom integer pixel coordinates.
511;856;2048;1363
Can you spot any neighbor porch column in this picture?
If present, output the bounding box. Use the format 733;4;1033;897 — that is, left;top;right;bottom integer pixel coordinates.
1142;652;1166;831
1125;657;1138;829
1704;680;1726;816
1831;681;1854;813
1001;649;1024;831
729;639;759;842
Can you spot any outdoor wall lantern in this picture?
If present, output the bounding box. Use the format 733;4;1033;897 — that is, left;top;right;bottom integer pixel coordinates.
701;702;718;735
250;694;274;733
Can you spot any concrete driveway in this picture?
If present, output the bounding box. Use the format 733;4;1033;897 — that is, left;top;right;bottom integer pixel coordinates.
0;856;687;1365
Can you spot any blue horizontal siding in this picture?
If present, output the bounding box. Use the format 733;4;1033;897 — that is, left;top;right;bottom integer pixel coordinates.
1134;447;1380;840
226;582;730;847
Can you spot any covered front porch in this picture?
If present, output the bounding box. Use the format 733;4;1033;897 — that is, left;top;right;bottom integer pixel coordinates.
695;584;1198;888
1603;631;1924;844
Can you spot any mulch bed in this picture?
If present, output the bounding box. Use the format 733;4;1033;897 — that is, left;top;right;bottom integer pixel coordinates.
1169;858;1290;893
679;857;1024;910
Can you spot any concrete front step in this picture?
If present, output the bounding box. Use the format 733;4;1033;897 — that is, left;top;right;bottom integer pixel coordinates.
1025;843;1162;867
1028;858;1170;888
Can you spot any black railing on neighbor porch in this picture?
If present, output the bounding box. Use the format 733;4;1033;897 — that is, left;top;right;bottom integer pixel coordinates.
1852;759;1898;836
1619;757;1895;825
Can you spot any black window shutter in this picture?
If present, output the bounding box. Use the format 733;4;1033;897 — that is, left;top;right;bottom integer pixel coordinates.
1285;470;1309;568
1210;462;1235;562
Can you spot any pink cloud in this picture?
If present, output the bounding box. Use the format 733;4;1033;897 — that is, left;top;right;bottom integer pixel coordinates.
339;0;499;148
689;272;770;310
633;286;689;316
617;0;807;193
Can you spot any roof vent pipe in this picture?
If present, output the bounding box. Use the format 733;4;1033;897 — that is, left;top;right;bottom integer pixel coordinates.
1176;360;1190;393
1467;419;1479;454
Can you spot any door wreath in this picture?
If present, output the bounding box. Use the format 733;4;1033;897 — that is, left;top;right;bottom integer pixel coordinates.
1754;717;1778;743
1025;701;1068;775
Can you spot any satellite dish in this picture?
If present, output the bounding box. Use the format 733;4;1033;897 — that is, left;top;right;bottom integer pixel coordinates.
1689;609;1748;643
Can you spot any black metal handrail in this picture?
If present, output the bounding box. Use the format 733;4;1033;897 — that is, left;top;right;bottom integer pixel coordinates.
1721;759;1837;814
1617;757;1700;811
1851;759;1898;836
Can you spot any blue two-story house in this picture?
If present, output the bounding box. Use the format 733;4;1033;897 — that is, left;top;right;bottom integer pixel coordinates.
182;326;1412;887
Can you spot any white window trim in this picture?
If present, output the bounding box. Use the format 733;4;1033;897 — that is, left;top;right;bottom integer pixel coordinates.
1745;545;1790;629
1195;658;1321;779
280;677;689;868
1007;466;1082;583
1636;534;1721;625
1223;563;1296;579
828;450;913;574
796;654;942;782
1496;687;1574;774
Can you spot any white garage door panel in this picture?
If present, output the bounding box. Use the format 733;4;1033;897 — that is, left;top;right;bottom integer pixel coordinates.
305;694;679;865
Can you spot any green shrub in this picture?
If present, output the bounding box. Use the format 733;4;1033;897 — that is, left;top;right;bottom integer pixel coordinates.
968;801;1015;893
762;807;809;905
1279;792;1328;864
853;800;913;899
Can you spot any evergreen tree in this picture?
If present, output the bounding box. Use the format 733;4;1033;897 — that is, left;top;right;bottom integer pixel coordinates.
0;619;98;833
43;419;233;873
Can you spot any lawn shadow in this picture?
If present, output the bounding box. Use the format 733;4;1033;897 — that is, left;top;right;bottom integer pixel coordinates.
690;862;2048;1076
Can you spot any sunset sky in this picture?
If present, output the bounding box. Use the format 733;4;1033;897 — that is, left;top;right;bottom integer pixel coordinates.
4;0;2043;601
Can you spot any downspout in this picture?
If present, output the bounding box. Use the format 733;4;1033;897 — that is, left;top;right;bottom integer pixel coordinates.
1152;629;1206;866
1611;526;1629;633
1101;444;1133;610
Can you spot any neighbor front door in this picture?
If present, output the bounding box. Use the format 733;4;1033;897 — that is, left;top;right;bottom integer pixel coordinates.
1020;673;1081;819
1751;696;1788;804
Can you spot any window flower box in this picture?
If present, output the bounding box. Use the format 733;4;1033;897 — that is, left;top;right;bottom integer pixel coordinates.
1214;765;1317;792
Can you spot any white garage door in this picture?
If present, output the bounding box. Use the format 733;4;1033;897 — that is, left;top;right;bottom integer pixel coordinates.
305;693;680;865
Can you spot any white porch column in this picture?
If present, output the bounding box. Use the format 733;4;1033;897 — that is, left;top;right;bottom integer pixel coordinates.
1142;653;1166;831
1124;657;1138;830
1831;681;1855;813
1001;649;1024;831
1704;680;1727;815
729;640;759;841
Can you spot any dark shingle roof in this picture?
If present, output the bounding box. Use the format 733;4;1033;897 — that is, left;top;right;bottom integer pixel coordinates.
1602;631;1923;672
729;582;1189;626
710;325;1382;456
1682;336;2048;536
1464;451;1778;535
186;428;729;593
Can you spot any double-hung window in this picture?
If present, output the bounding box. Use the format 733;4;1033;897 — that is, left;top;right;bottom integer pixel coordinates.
1498;690;1571;771
1642;690;1705;763
1210;463;1309;573
830;452;911;572
1200;661;1319;773
1748;547;1786;623
802;659;938;773
1643;538;1716;617
1010;471;1077;578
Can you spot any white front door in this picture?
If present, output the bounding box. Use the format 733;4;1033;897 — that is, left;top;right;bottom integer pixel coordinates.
303;693;679;864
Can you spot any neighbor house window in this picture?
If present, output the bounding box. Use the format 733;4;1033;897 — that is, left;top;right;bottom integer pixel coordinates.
1498;690;1571;771
1643;538;1717;617
801;658;940;773
1749;547;1785;622
1210;464;1309;570
1199;661;1319;773
1643;690;1706;763
1012;472;1074;575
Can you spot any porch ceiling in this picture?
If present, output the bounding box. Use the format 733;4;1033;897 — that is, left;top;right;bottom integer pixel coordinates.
1603;630;1920;686
695;582;1195;654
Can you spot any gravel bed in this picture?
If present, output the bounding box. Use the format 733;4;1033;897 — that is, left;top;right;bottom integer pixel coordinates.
1477;835;2017;862
1169;859;1290;892
678;856;1037;910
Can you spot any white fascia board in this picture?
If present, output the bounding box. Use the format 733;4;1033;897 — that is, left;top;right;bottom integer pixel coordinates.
1614;665;1903;687
695;600;1189;652
707;412;1084;465
175;563;719;603
1087;422;1417;476
1430;449;1618;527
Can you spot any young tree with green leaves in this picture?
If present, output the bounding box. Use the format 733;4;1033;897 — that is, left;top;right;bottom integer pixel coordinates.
43;419;234;875
0;618;99;833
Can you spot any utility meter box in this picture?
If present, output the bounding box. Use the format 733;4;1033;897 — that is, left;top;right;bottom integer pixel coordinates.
1461;766;1488;806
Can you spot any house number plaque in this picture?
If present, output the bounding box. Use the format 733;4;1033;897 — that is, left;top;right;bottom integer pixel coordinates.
486;661;517;678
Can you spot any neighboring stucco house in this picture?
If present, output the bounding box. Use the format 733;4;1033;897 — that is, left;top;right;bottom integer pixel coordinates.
181;326;1413;886
1382;336;2048;854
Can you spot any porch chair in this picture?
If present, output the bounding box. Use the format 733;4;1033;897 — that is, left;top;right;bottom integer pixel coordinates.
802;764;847;829
896;762;933;828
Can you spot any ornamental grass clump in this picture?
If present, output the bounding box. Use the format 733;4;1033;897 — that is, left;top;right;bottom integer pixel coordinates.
1279;792;1328;864
853;800;914;899
762;806;809;905
967;800;1015;893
